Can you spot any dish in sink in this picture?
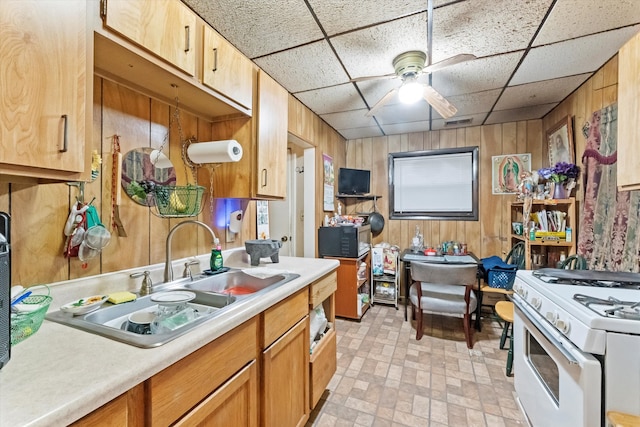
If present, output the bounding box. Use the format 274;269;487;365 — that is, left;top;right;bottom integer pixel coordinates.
60;295;109;316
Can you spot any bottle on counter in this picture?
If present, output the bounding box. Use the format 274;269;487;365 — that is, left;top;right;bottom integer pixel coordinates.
210;238;223;271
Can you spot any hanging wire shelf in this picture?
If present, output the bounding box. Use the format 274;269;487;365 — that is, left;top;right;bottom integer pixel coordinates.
152;185;205;218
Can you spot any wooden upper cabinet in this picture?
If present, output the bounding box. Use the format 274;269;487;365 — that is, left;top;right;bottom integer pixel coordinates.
288;95;314;144
0;0;90;180
101;0;197;76
617;31;640;191
202;25;253;111
256;71;288;198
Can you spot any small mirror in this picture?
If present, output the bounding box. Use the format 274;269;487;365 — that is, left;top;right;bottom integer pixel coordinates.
121;148;176;206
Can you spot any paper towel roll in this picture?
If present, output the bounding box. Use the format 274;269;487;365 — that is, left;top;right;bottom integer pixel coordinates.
187;140;243;164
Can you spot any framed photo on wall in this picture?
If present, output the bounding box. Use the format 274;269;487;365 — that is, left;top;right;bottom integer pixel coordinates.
547;116;574;166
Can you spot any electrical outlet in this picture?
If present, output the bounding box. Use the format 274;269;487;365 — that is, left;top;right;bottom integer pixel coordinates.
226;228;236;243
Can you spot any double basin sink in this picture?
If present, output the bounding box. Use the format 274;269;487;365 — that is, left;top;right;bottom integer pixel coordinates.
46;269;299;348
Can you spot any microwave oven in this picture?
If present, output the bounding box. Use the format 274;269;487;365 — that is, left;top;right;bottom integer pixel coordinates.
318;224;371;258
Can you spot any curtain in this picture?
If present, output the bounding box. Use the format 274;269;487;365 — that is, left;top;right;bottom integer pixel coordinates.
578;104;640;272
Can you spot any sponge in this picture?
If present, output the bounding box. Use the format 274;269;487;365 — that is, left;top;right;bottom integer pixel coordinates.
108;291;137;304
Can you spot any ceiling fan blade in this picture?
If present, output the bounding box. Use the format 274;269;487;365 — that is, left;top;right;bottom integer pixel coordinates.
422;85;457;119
422;53;477;74
351;73;397;83
365;88;398;117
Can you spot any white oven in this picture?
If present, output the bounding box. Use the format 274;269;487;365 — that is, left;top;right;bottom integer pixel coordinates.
513;270;640;427
513;301;601;426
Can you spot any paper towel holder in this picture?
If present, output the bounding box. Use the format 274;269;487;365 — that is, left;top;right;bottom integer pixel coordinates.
183;137;243;168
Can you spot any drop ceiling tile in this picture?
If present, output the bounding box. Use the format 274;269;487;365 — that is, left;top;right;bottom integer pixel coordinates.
356;79;402;110
330;13;428;80
534;0;640;46
338;127;385;140
443;89;502;118
497;74;590;110
431;0;553;61
431;113;488;131
320;109;378;130
431;52;523;97
182;0;323;58
373;102;431;125
294;84;367;115
254;41;349;93
381;121;431;136
485;104;558;124
308;0;427;36
511;26;640;85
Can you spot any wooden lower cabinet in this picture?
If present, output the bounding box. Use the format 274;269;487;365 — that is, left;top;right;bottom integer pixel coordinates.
71;383;145;426
174;361;258;427
148;317;258;426
262;316;310;427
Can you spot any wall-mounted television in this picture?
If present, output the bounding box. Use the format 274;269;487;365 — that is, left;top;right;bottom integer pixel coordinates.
338;168;371;195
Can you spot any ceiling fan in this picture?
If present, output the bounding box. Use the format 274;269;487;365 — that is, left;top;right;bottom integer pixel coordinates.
354;50;476;119
355;0;475;120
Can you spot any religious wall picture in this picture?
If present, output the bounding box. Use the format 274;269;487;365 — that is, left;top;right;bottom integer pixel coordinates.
492;154;531;194
547;116;574;165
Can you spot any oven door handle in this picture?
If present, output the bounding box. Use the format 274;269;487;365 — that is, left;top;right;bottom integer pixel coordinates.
514;298;580;365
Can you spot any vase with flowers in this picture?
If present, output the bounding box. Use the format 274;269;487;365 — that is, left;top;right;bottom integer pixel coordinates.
538;162;580;199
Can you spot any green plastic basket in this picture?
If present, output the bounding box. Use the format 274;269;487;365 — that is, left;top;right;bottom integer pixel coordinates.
10;295;53;345
153;185;205;218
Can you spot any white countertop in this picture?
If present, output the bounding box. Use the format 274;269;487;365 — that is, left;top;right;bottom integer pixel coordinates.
0;251;339;427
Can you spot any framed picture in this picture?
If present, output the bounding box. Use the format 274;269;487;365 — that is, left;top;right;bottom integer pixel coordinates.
547;116;574;166
492;153;531;194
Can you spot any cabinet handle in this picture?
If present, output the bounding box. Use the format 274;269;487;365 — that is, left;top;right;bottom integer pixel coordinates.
261;169;267;188
184;26;190;52
60;114;68;153
212;47;218;72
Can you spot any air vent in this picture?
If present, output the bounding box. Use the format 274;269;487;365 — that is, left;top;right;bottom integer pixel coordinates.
444;118;473;126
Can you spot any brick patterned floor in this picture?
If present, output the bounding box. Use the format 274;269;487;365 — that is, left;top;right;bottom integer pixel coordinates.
307;304;526;427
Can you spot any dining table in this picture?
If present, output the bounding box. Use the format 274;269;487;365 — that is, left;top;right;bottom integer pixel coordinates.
398;249;482;330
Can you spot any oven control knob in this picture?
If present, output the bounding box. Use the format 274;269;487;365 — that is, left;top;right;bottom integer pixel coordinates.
555;319;570;334
531;297;542;309
546;311;558;323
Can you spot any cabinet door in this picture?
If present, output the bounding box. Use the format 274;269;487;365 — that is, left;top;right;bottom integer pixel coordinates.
202;25;253;111
102;0;196;76
71;383;145;426
0;1;87;176
617;31;640;191
262;316;310;427
256;71;288;198
174;361;258;427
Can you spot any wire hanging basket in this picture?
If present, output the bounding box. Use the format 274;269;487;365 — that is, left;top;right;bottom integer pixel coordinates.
151;184;205;218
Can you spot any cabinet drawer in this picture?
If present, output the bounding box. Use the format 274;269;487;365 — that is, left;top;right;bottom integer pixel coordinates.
263;288;309;348
310;327;336;408
309;271;337;308
147;317;258;426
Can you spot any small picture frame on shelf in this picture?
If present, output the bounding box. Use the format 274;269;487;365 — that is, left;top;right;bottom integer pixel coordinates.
547;116;574;165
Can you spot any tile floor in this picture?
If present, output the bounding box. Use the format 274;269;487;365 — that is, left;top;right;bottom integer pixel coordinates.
307;304;527;427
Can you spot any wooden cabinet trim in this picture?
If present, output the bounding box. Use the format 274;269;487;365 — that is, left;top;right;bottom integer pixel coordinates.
262;288;309;348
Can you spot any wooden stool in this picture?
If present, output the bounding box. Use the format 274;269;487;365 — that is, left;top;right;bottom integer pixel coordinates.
495;301;514;376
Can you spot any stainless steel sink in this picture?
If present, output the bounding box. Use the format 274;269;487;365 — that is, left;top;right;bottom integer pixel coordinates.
46;270;300;348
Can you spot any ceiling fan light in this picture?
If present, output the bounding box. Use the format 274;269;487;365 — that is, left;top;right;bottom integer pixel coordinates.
398;81;422;104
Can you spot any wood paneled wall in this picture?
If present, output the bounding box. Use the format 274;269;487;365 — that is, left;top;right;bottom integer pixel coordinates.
343;55;620;260
344;123;544;260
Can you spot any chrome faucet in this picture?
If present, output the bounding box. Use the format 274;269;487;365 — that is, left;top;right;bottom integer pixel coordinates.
164;220;216;283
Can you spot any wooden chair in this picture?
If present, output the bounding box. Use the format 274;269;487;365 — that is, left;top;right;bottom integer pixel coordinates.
409;262;479;348
558;254;587;270
495;300;514;376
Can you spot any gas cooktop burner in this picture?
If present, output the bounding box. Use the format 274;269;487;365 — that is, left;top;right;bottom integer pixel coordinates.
533;268;640;289
574;293;640;319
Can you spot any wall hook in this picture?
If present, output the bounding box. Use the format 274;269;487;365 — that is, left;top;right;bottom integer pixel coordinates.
67;181;85;204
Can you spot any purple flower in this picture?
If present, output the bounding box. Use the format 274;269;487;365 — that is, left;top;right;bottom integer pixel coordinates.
538;162;580;182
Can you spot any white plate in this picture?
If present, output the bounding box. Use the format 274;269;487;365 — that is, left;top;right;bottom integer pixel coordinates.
150;291;196;306
60;295;109;316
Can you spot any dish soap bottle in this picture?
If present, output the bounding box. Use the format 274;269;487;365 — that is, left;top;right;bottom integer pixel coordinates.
210;238;223;271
